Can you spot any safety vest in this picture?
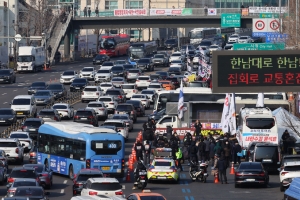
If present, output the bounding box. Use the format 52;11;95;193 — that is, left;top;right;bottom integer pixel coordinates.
176;148;183;159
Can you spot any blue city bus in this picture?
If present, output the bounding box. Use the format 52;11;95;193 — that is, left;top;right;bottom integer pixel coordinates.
37;122;125;178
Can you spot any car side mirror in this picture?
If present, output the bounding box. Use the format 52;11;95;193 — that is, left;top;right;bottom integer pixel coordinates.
9;103;11;105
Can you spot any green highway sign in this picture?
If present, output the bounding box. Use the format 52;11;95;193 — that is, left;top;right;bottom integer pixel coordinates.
259;13;279;18
221;13;241;27
99;11;114;16
233;43;285;50
182;8;192;15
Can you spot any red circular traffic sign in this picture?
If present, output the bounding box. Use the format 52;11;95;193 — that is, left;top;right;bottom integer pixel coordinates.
255;20;265;30
270;20;280;30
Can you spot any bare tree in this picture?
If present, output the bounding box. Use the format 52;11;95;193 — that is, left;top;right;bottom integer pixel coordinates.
279;109;300;137
93;29;104;53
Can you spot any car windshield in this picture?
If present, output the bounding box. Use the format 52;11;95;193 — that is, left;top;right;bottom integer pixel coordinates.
75;111;93;116
0;142;16;147
24;121;41;126
12;99;30;105
239;163;262;170
189;82;206;87
31;82;46;87
228;42;236;44
35;91;51;96
154;55;164;58
82;68;94;72
284;165;300;171
123;65;134;69
160;81;170;84
73;79;86;83
240;36;248;39
97;70;110;73
156;72;168;76
112;115;128;120
169;68;179;71
10;170;36;178
112;67;123;71
138;77;150;80
106;91;121;95
0;110;13;115
200;41;212;46
10;134;28;139
0;70;11;76
101;84;113;87
90;183;122;190
188;51;194;54
126;101;140;107
141;91;154;94
115;61;126;64
102;62;114;66
24;165;44;173
47;85;63;90
138;59;150;63
77;174;103;182
95;55;105;59
15;188;43;196
172;54;181;57
210;45;219;48
63;71;74;75
255;146;278;160
155;161;171;166
165;39;176;43
117;105;132;111
112;78;123;81
13;181;37;187
132;95;145;98
103;122;124;127
84;88;97;92
87;103;103;108
129;69;140;73
148;85;160;88
140;197;165;200
246;118;275;129
99;98;113;102
52;105;68;109
172;60;181;63
39;111;55;115
121;85;134;89
231;35;239;38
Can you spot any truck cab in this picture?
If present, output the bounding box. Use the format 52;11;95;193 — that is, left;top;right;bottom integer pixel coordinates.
155;115;181;128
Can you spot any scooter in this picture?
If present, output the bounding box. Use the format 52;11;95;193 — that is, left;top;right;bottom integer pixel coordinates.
189;162;208;183
135;170;148;189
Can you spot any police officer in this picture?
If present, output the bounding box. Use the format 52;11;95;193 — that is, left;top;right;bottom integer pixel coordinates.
134;139;145;161
176;147;183;171
143;125;154;145
188;141;198;164
144;140;151;166
166;125;173;141
133;160;147;190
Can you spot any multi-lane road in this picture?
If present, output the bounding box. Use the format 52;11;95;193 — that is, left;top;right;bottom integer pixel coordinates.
0;58;284;200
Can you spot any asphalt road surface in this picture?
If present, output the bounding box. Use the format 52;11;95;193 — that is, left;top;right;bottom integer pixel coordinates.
0;58;284;200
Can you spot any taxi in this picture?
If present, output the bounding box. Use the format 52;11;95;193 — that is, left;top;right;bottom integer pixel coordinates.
147;148;180;182
127;189;167;200
158;80;175;90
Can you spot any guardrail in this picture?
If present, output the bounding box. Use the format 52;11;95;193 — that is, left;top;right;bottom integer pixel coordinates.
0;91;82;138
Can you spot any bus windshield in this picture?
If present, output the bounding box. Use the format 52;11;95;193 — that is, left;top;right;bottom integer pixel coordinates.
246;118;275;129
189;31;202;39
100;38;116;49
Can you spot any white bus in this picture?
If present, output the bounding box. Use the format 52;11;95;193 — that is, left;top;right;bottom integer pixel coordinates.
236;107;279;148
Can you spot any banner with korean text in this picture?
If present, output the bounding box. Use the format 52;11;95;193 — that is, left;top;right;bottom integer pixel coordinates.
248;7;287;13
149;8;192;16
114;9;147;16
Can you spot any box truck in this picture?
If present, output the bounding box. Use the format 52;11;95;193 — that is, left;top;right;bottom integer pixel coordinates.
17;46;45;72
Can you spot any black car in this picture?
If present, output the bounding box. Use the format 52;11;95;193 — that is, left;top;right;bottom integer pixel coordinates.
7;167;41;188
187;50;196;60
72;168;103;195
73;109;98;126
168;67;182;75
93;54;110;65
28;82;48;95
0;108;17;125
70;78;89;92
126;100;145;117
164;39;178;49
123;64;135;77
23;164;53;189
0;69;16;84
111;66;125;77
12;186;49;199
235;162;269;188
37;109;61;121
137;58;154;72
148;108;165;121
253;142;280;172
46;83;67;99
199;40;213;48
156;71;168;80
166;77;180;88
29;145;37;164
21;118;44;140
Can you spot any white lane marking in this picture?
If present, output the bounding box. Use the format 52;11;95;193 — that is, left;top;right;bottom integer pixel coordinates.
3;102;7;104
63;180;67;184
60;189;64;193
229;191;251;194
13;90;17;92
2;93;7;95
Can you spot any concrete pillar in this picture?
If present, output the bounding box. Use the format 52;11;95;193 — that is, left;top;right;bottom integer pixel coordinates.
64;30;70;59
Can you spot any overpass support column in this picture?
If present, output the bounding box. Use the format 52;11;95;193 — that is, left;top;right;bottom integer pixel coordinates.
64;29;71;60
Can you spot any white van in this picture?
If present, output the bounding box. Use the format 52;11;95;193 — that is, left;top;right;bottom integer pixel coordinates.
10;95;37;117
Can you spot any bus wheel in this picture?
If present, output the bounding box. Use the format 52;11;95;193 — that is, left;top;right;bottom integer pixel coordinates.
69;165;74;179
44;159;49;169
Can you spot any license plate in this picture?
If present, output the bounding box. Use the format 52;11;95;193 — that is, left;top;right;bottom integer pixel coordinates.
204;173;208;176
17;112;23;115
246;179;255;182
29;129;35;131
0;120;5;122
139;172;147;175
140;83;146;85
75;87;80;89
102;166;110;170
81;118;87;120
157;177;166;179
0;79;3;81
262;159;272;162
86;93;93;95
140;180;145;182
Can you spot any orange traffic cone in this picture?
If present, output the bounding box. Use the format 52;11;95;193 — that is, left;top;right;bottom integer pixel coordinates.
133;151;136;163
129;155;133;171
126;169;131;181
214;171;219;183
230;162;235;174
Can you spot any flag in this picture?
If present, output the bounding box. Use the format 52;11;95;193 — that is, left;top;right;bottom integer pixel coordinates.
221;93;230;133
187;64;191;72
178;79;184;119
229;93;237;135
186;45;188;55
256;93;264;107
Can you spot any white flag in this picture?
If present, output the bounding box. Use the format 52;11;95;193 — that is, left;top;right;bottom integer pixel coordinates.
256;93;264;107
186;45;188;55
229;93;237;135
178;79;184;119
221;93;230;133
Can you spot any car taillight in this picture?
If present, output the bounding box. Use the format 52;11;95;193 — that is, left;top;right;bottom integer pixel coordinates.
21;126;27;130
89;191;98;195
118;95;122;99
54;116;58;121
235;172;241;176
99;108;105;110
281;172;289;176
172;169;177;172
75;182;83;186
36;116;40;118
138;73;141;75
140;176;145;179
74;115;79;119
42;174;48;177
115;191;123;195
133;89;136;93
8;178;14;183
88;116;94;119
147;80;151;82
136;80;139;82
96;92;99;95
109;102;114;105
82;92;84;95
30;152;36;157
15;148;19;154
86;159;91;168
131;111;134;114
7;189;15;193
259;172;265;176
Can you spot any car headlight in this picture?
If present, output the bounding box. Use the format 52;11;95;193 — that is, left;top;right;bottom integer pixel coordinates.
8;118;13;120
59;92;62;94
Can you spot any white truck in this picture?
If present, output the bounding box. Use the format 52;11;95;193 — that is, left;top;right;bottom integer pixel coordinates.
17;46;45;72
0;46;8;68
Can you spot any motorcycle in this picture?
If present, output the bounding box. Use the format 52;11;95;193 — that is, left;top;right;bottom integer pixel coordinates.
135;170;148;189
189;162;208;183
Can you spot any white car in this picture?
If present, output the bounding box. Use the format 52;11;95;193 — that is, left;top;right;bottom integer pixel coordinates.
100;61;114;69
147;83;164;93
209;45;222;52
141;89;157;103
130;94;151;109
224;41;236;50
228;34;240;42
86;101;108;120
81;178;123;197
279;161;300;191
100;82;115;93
98;96;118;113
136;76;151;90
0;138;24;164
103;119;129;141
9;131;32;152
121;84;138;99
79;67;96;80
170;60;186;70
60;70;79;84
238;36;252;43
94;69;113;83
81;86;103;103
111;114;133;131
52;103;74;119
169;52;183;63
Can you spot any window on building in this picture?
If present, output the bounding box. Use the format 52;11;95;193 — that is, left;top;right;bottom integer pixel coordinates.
105;1;118;10
128;29;142;39
87;0;91;5
125;1;143;9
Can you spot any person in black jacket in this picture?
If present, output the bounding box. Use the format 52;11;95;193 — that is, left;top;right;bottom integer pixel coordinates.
194;120;202;139
134;140;145;161
188;141;198;164
133;160;147;189
166;125;173;141
216;156;228;184
170;134;179;160
143;127;154;144
144;140;151;165
198;138;206;163
233;142;242;164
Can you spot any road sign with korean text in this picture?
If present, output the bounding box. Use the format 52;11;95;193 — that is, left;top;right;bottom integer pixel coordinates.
221;13;241;27
233;43;285;50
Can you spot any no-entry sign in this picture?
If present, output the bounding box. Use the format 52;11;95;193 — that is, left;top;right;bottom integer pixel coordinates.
255;20;265;30
253;18;281;36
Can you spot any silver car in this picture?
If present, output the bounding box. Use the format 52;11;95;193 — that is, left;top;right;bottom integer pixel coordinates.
111;77;126;88
33;90;55;106
86;101;108;120
126;69;143;82
6;178;39;197
111;114;133;131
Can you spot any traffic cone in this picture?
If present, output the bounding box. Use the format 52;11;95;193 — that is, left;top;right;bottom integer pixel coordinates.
129;155;133;171
230;162;235;174
214;172;219;183
126;169;131;181
133;151;136;163
44;64;47;70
